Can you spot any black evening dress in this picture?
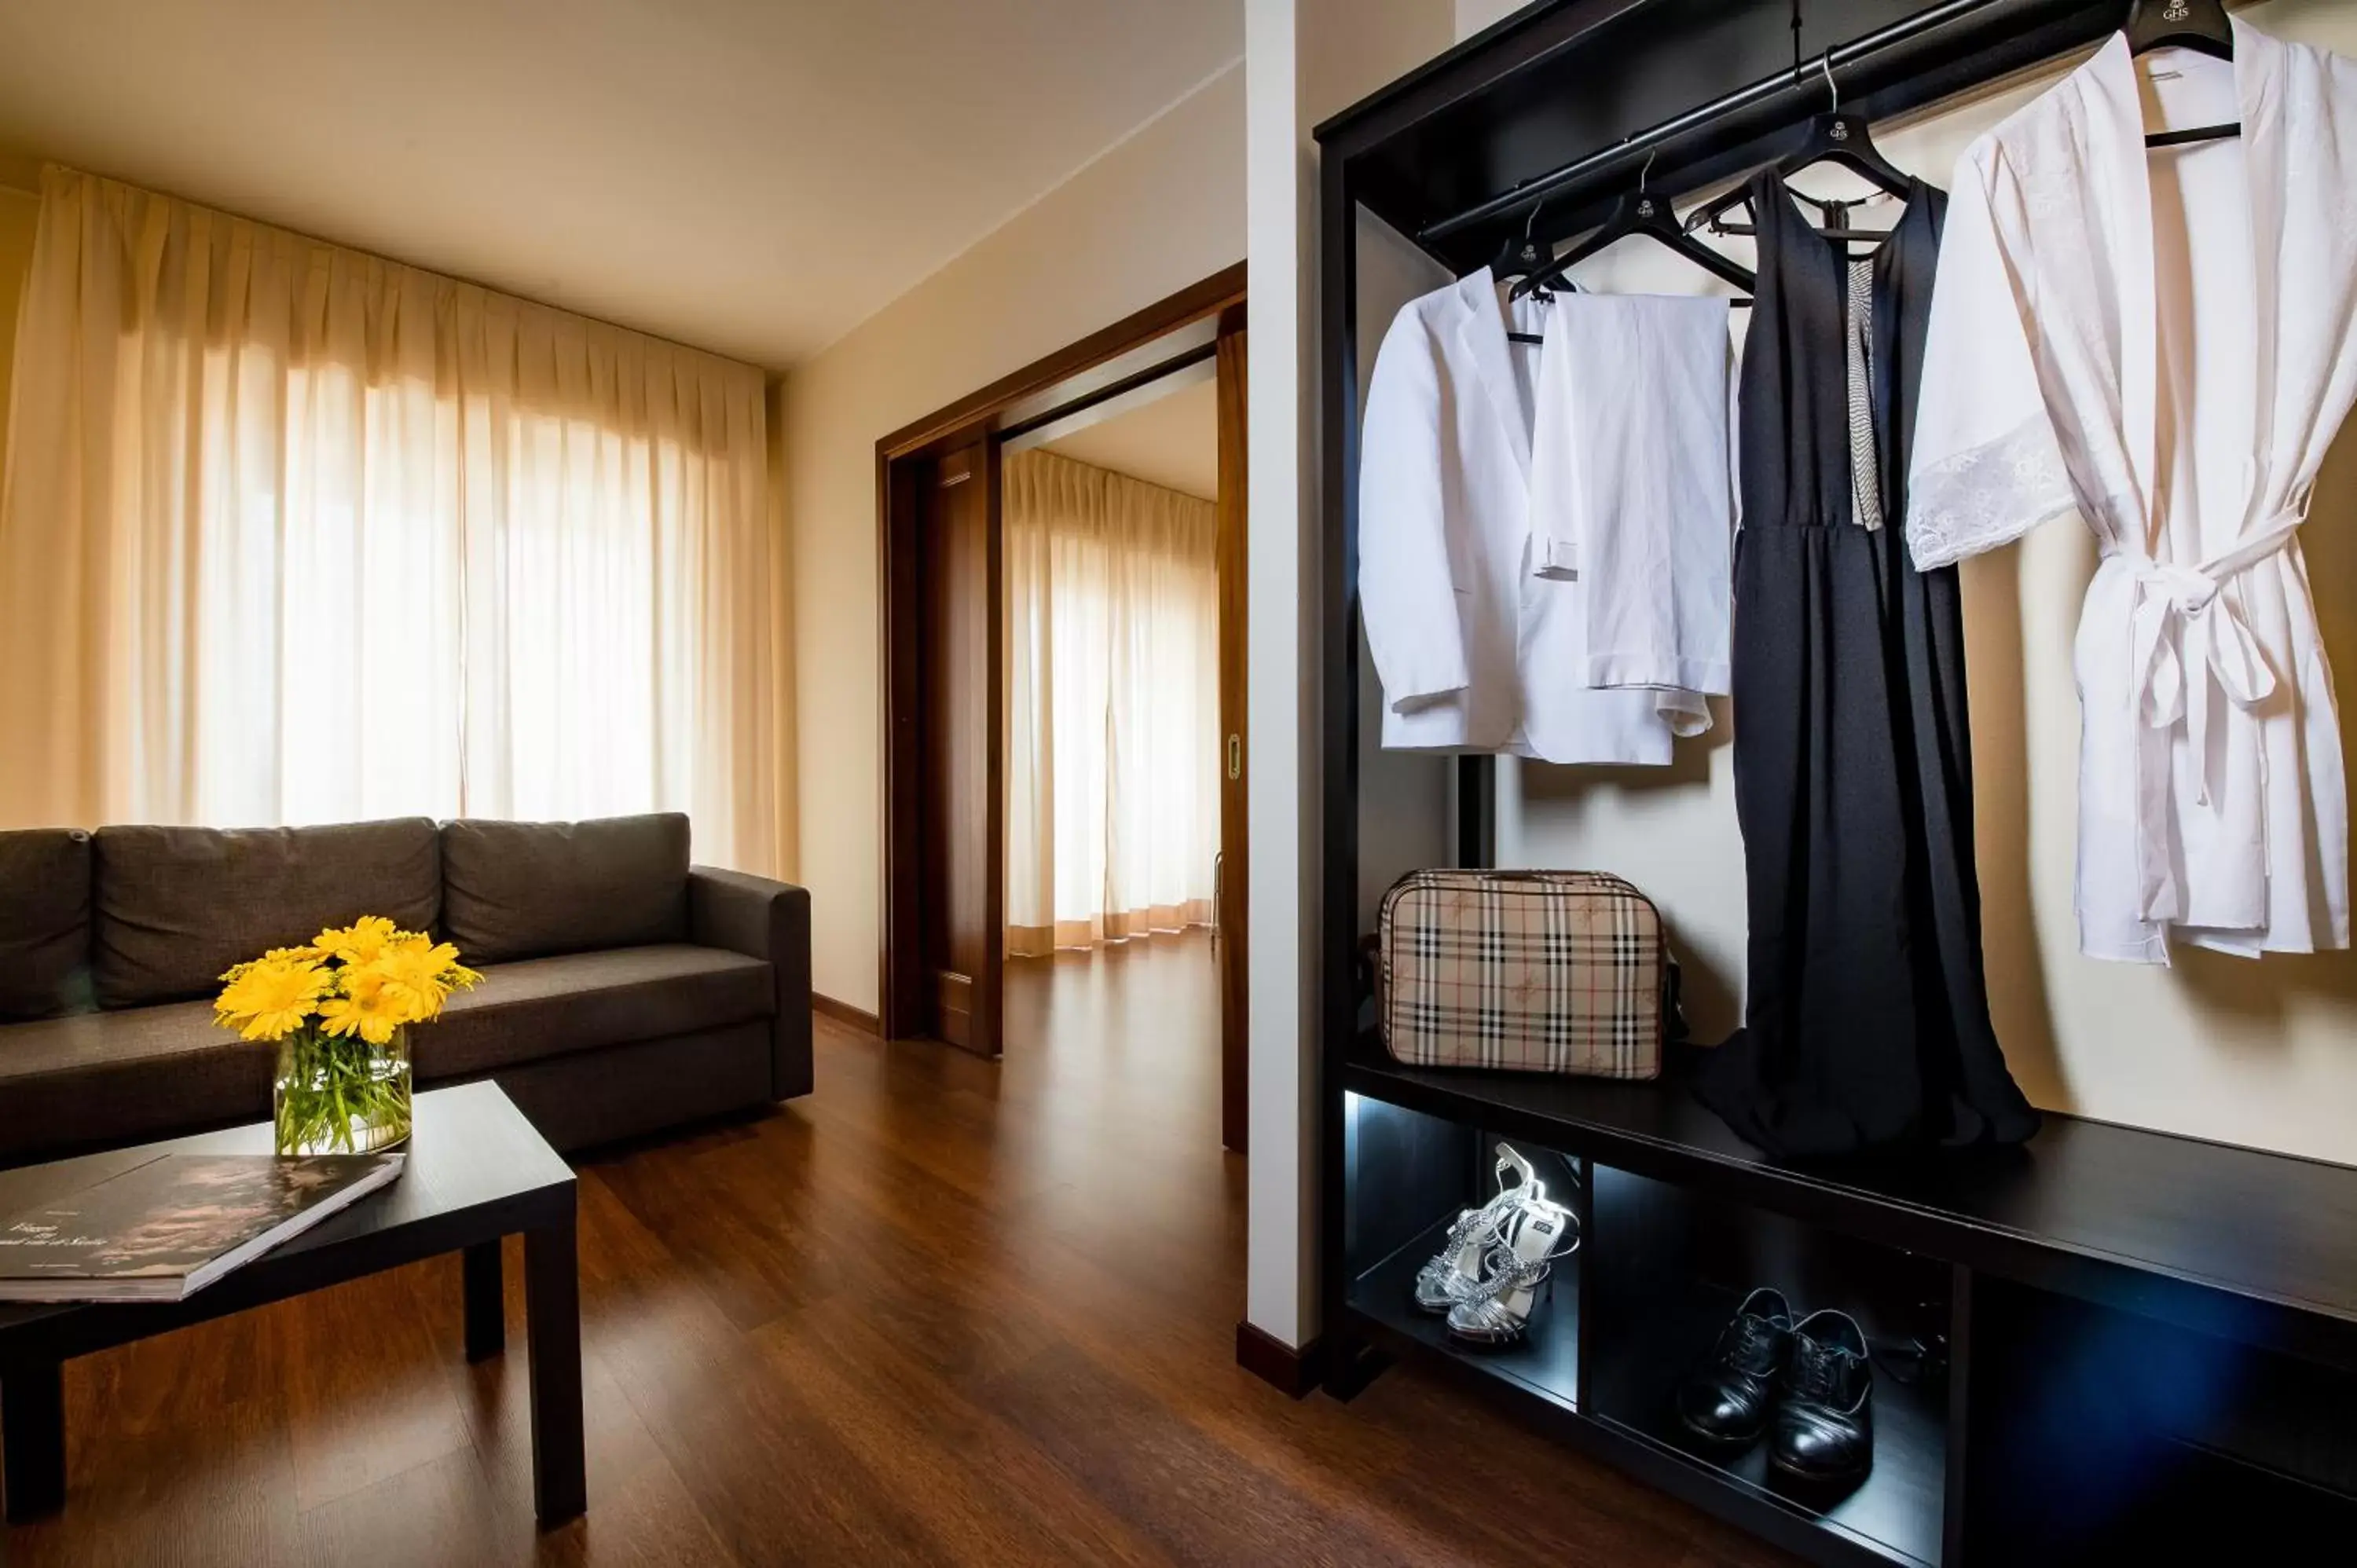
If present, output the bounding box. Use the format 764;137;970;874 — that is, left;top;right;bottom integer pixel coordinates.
1695;170;2040;1159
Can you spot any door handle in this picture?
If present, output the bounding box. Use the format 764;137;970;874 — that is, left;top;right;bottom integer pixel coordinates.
1227;734;1242;781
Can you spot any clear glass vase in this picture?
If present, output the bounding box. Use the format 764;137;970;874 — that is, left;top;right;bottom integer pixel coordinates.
273;1024;412;1155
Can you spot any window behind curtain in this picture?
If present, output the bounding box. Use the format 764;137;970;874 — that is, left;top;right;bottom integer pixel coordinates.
0;167;778;871
1004;448;1219;954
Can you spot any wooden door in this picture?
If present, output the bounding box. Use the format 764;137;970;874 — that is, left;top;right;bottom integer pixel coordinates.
914;440;1004;1057
1215;312;1248;1151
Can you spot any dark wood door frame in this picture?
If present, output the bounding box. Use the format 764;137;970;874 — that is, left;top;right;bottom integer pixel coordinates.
878;262;1248;1068
911;438;1003;1057
1214;308;1248;1153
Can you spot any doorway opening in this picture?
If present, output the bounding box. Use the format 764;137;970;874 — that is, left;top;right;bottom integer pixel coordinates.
877;266;1248;1151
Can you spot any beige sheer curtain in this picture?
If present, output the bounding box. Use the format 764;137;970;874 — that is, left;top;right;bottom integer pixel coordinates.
0;168;777;870
1004;448;1218;956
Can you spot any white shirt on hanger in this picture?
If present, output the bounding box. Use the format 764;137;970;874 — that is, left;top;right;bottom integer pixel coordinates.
1528;292;1735;712
1358;268;1681;763
1907;20;2357;962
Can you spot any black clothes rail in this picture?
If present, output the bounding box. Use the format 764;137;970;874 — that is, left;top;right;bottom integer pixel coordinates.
1420;0;2012;244
1357;0;2124;276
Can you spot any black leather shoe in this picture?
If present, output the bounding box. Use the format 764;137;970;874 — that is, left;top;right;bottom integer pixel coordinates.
1676;1288;1792;1447
1772;1310;1874;1483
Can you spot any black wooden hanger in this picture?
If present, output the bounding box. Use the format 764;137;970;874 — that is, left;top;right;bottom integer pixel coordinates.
1688;50;1914;244
1490;198;1557;343
2129;0;2233;61
1779;50;1912;201
2130;0;2240;149
1514;155;1754;305
1490;196;1552;288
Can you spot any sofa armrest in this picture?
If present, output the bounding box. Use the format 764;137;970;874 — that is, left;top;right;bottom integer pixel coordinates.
687;866;812;1100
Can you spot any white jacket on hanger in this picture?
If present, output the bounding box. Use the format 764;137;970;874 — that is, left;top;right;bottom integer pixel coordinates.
1358;269;1680;763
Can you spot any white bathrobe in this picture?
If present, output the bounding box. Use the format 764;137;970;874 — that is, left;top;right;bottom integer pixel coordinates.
1908;20;2357;962
1358;269;1681;763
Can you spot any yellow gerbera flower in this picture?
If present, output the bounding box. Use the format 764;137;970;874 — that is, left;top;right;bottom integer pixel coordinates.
317;968;409;1046
214;956;332;1042
315;915;398;966
365;936;476;1023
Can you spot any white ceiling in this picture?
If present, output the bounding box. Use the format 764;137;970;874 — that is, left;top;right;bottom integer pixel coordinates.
0;0;1242;368
1043;373;1219;500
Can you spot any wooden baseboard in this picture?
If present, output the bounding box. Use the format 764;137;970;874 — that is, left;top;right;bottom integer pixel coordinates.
1235;1321;1322;1400
812;993;881;1035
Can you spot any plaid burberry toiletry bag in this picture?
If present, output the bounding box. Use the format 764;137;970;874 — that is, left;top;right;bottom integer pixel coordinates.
1374;868;1668;1079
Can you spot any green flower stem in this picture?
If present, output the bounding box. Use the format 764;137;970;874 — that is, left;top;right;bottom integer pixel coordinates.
274;1024;412;1155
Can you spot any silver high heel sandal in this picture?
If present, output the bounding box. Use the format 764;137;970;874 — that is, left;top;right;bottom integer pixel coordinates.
1445;1192;1579;1348
1413;1145;1540;1313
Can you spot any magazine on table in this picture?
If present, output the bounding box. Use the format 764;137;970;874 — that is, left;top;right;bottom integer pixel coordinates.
0;1152;405;1303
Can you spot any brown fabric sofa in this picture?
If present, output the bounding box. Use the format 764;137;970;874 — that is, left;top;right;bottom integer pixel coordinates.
0;812;812;1167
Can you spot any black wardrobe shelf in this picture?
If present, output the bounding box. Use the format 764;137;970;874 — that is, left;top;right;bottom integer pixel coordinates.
1340;1040;2357;1373
1582;1405;1937;1568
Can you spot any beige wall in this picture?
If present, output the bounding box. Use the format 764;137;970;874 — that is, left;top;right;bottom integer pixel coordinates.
1501;0;2357;1165
1453;0;1523;39
0;150;40;507
783;65;1246;1013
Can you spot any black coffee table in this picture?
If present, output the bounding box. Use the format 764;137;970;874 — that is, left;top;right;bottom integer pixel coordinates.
0;1081;583;1525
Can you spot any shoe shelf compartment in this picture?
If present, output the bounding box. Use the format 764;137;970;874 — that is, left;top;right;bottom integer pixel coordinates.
1325;1044;2357;1566
1957;1275;2357;1563
1341;1098;1584;1414
1584;1165;1950;1568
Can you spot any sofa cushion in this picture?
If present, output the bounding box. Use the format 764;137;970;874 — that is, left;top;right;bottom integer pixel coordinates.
412;943;773;1081
0;829;93;1020
439;814;690;963
0;1000;274;1163
92;819;442;1009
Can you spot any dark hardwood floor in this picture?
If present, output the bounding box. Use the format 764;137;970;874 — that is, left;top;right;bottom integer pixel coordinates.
4;932;1792;1566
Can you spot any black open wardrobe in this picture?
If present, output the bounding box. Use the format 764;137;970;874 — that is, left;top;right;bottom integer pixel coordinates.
1311;2;2357;1565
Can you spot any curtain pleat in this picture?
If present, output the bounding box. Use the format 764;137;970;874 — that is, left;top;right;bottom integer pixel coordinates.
1003;447;1218;956
0;167;778;873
